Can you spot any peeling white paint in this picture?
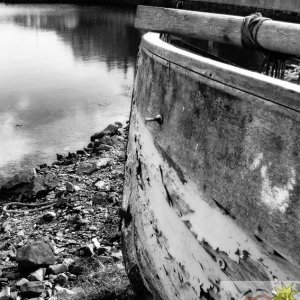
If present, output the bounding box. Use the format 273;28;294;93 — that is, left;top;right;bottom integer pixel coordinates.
260;165;296;213
126;114;299;300
250;152;264;170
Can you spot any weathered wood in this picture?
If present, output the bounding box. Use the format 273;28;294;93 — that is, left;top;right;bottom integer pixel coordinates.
135;6;300;57
122;33;300;299
190;0;300;14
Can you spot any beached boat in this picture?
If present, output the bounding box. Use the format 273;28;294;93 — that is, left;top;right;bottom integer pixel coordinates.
121;6;300;299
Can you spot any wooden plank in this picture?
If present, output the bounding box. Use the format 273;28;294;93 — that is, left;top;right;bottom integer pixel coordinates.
135;6;300;57
190;0;300;14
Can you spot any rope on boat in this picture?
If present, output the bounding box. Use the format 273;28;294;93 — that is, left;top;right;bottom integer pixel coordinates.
3;200;56;214
241;13;292;80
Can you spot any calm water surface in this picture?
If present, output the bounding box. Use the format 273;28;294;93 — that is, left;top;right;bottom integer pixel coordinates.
0;4;140;183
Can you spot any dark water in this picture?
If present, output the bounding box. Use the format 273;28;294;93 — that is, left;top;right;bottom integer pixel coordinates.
0;4;140;183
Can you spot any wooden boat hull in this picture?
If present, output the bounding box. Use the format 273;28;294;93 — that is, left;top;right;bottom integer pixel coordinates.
122;33;300;299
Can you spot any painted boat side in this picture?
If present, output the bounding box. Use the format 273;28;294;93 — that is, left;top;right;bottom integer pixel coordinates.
122;33;300;299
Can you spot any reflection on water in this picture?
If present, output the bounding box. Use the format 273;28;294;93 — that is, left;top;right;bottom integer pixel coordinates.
0;4;140;184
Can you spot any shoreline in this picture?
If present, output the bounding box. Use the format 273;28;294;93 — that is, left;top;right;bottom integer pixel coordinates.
0;121;135;300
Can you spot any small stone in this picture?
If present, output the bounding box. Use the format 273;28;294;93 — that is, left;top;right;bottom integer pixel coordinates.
94;181;109;191
115;121;123;128
0;287;10;300
55;286;74;296
20;281;45;297
40;212;56;223
92;238;101;250
99;136;115;146
56;273;68;287
10;291;18;300
65;182;75;192
74;185;81;192
6;272;20;280
93;139;101;147
75;244;94;257
28;268;45;282
16;278;28;287
76;162;98;175
96;157;111;168
87;142;94;148
91;131;105;142
56;154;64;161
97;144;112;151
92;192;108;205
48;264;68;275
62;258;74;267
108;192;118;203
89;226;97;232
76;149;87;156
68;264;84;276
103;123;119;136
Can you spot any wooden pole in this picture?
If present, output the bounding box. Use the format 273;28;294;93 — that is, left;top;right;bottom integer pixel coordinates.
189;0;300;14
135;6;300;57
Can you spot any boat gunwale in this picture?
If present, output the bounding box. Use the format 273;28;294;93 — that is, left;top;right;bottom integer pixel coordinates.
141;32;300;113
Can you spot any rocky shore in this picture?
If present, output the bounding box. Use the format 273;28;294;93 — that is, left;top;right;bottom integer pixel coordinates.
0;122;135;300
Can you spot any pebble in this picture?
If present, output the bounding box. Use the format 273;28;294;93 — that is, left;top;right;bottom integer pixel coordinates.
28;269;45;282
48;264;68;275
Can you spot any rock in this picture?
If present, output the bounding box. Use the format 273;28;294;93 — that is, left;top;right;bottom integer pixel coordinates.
92;192;108;205
0;287;10;300
94;181;110;191
1;169;36;190
20;281;45;297
2;221;12;233
68;263;84;276
39;212;56;223
56;273;68;286
16;241;55;270
108;192;118;203
56;154;65;161
99;136;115;146
97;157;111;168
89;225;97;232
111;250;123;261
75;244;94;257
6;272;20;280
28;268;45;281
97;144;112;151
103;124;119;136
76;162;98;175
48;264;68;275
76;149;87;156
9;291;18;300
114;121;123;128
87;142;94;149
16;278;29;287
92;238;101;250
43;172;59;190
91;131;105;142
31;175;48;197
55;286;74;296
93;139;101;148
65;182;75;192
62;258;74;267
